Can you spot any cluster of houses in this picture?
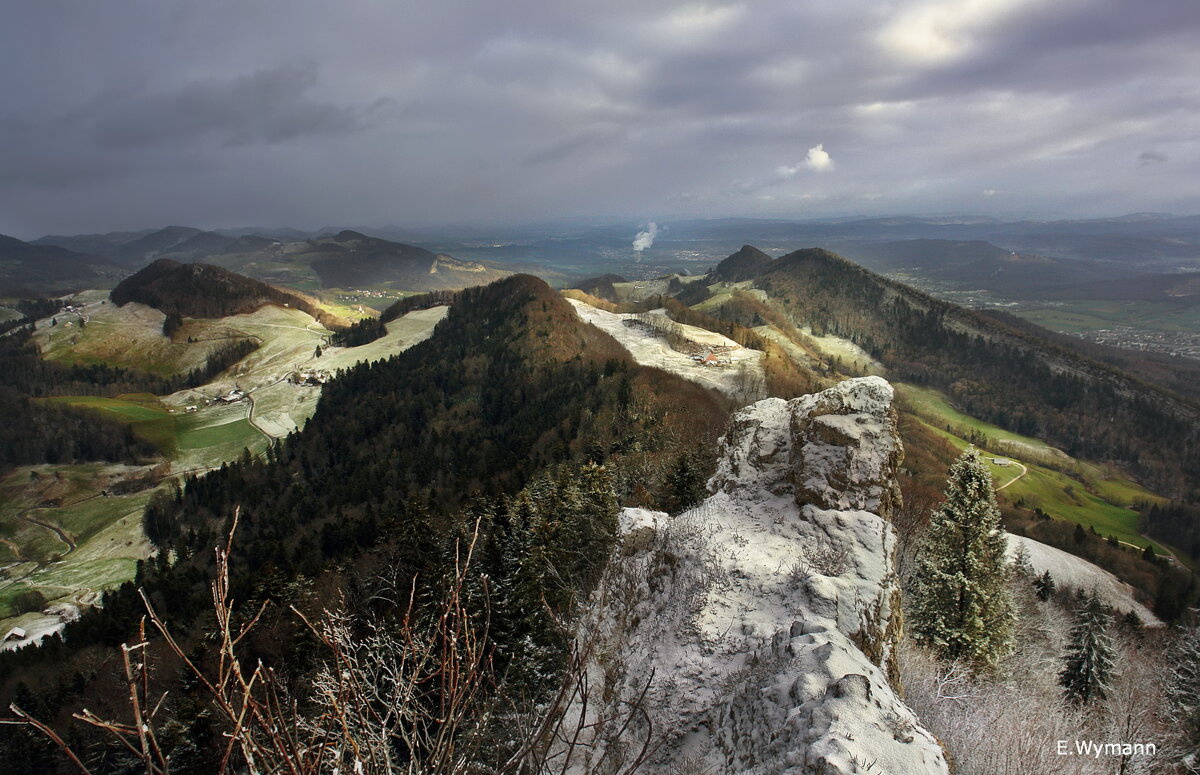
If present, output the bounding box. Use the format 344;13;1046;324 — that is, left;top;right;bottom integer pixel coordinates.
2;602;81;650
289;369;331;386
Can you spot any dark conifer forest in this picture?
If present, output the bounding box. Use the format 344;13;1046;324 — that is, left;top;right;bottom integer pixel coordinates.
0;326;256;400
111;259;347;330
0;275;731;771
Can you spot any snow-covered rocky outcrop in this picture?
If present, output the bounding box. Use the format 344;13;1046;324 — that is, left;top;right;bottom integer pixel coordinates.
571;377;948;774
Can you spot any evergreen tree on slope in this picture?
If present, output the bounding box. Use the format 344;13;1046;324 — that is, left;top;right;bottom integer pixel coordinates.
1059;591;1116;705
1165;613;1200;770
910;448;1016;669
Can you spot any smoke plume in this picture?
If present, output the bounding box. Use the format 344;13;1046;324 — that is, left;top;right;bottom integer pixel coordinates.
633;222;658;252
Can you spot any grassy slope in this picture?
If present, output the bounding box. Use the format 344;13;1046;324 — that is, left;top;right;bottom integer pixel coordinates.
896;383;1167;551
0;465;154;619
1;302;448;634
685;283;1174;558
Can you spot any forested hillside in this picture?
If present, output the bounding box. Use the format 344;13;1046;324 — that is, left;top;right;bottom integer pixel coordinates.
0;326;256;399
0;386;156;469
745;248;1200;497
0;325;254;471
0;274;732;772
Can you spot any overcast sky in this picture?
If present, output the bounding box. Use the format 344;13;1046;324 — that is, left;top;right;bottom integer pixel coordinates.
2;0;1198;238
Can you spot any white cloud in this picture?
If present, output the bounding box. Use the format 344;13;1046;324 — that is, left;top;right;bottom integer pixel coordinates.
982;188;997;196
655;4;746;42
774;144;834;179
733;144;836;195
877;0;1038;63
633;221;658;251
804;143;834;172
774;162;803;180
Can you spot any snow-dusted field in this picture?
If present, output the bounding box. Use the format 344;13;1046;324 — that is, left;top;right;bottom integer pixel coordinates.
566;298;765;401
800;325;886;375
1007;534;1161;626
165;305;448;442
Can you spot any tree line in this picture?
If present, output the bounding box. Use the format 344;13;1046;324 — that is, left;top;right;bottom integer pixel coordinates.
0;326;256;398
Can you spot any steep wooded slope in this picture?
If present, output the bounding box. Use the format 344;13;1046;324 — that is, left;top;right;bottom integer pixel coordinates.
739;248;1200;495
0;274;732;706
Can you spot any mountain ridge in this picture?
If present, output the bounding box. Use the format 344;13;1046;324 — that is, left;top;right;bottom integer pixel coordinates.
109;258;348;330
696;245;1200;496
38;225;512;292
0;233;128;295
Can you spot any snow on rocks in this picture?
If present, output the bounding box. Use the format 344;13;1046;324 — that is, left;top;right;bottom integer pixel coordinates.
568;377;948;774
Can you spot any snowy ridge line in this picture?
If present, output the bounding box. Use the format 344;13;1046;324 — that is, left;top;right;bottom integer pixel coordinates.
563;377;949;774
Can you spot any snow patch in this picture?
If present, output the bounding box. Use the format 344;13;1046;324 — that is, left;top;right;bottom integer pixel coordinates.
1008;534;1162;626
566;298;765;402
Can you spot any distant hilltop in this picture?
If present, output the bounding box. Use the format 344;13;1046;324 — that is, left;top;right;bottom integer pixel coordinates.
109;258;348;330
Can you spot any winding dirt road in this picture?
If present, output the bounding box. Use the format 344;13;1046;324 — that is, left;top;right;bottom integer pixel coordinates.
995;460;1029;491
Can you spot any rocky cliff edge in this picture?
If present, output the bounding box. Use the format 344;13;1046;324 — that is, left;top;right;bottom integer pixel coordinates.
569;377;948;775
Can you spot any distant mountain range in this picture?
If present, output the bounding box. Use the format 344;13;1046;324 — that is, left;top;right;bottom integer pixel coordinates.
691;245;1200;495
19;226;510;294
0;234;128;296
831;239;1132;298
1039;270;1200;303
300;230;508;290
9;213;1200;302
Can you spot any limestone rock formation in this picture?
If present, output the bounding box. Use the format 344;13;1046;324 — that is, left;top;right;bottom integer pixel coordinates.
569;377;949;775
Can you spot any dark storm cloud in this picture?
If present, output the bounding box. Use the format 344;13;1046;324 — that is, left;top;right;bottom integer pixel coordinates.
88;63;373;149
0;0;1197;237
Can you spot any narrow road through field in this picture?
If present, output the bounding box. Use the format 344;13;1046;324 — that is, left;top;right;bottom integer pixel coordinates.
243;392;274;442
242;374;294;443
13;509;76;553
995;460;1029;491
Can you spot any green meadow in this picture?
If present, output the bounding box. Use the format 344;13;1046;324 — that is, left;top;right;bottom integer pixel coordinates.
899;383;1168;553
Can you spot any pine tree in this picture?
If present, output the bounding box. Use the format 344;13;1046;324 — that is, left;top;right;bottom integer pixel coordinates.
1059;591;1116;705
1033;570;1056;601
571;462;619;584
1164;614;1200;768
909;448;1016;669
665;452;707;514
1010;542;1034;579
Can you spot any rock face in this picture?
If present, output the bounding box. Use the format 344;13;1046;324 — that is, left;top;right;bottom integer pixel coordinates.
570;377;948;775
